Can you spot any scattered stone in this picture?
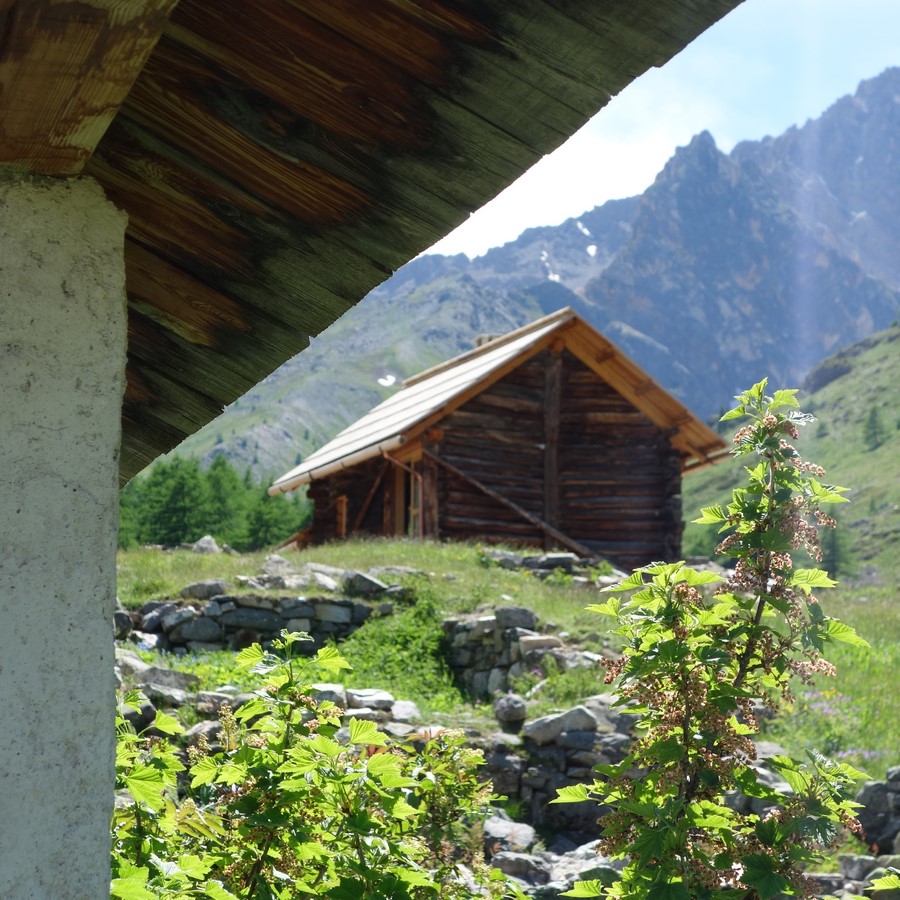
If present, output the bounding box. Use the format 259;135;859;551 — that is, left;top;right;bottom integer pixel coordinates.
310;571;340;591
347;688;395;710
313;600;353;624
140;683;191;707
260;554;295;576
115;648;151;678
192;535;221;554
496;607;539;630
218;607;284;633
160;606;198;632
184;720;223;746
139;667;200;691
169;616;222;644
523;706;597;746
490;851;550;885
180;579;228;600
494;693;527;730
311;683;347;707
114;600;133;640
141;602;177;633
522;552;580;572
342;570;389;598
390;699;421;723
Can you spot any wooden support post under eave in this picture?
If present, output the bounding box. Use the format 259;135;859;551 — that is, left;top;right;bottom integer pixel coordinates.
0;0;179;175
543;346;562;549
421;443;440;539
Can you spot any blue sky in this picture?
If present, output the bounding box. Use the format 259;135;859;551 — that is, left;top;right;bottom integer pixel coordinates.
426;0;900;258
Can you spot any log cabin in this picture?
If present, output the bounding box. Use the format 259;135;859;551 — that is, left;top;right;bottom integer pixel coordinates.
270;309;728;568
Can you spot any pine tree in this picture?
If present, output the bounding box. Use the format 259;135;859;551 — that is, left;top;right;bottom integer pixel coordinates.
203;454;249;547
863;405;885;450
140;457;212;546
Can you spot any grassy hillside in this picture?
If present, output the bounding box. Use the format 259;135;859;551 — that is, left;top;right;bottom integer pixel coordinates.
683;325;900;580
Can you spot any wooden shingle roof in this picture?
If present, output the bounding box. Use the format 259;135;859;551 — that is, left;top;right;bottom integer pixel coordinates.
1;0;744;482
270;308;728;493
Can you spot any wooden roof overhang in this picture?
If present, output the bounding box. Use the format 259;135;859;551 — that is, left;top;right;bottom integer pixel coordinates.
0;0;743;484
270;308;729;494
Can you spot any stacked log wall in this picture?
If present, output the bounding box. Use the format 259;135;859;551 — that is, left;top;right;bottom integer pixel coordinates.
557;352;682;567
437;357;547;546
306;457;386;544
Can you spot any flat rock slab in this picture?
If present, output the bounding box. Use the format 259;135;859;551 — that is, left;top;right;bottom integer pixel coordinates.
523;706;597;746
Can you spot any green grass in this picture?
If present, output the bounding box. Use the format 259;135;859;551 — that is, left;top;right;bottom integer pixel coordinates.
117;548;272;608
117;530;897;770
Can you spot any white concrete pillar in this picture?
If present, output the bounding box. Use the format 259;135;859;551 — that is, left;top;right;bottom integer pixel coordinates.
0;174;127;898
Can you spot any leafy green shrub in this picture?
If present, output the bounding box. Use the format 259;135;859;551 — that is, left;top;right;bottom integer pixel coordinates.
554;382;873;899
112;632;522;899
338;579;466;713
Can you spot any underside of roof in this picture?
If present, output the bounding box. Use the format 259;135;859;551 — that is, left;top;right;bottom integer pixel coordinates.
270;308;728;493
0;0;744;483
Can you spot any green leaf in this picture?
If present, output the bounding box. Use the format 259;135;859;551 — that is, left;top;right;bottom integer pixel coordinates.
740;854;790;899
365;750;402;776
124;765;166;811
151;710;183;736
315;645;352;674
808;479;850;504
396;868;437;888
561;880;605;897
870;871;900;890
720;406;745;422
190;756;219;788
215;760;249;785
233;697;269;721
235;643;265;669
552;784;591;804
693;505;726;525
110;877;155;900
770;389;799;409
680;568;724;586
348;717;387;747
176;854;211;879
631;826;668;865
385;795;419;819
824;619;870;648
586;598;621;617
789;568;836;592
603;570;647;593
204;881;240;900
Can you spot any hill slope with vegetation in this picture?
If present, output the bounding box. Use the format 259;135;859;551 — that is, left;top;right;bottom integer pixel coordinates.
683;324;900;580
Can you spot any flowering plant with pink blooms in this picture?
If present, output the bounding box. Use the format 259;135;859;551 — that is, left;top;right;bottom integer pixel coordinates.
554;380;872;899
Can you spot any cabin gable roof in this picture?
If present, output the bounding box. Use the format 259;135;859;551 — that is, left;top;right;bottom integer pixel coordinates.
270;309;727;493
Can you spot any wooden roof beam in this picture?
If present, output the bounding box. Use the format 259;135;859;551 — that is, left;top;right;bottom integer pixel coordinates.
0;0;178;175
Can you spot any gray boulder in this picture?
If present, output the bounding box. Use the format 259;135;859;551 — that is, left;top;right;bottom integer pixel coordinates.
483;815;537;854
494;693;528;729
169;616;222;644
342;571;389;598
180;579;228;600
523;706;597;746
192;535;221;554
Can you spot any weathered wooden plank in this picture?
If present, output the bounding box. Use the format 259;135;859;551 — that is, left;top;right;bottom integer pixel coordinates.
350;461;390;535
426;450;590;556
0;0;178;174
543;350;561;545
